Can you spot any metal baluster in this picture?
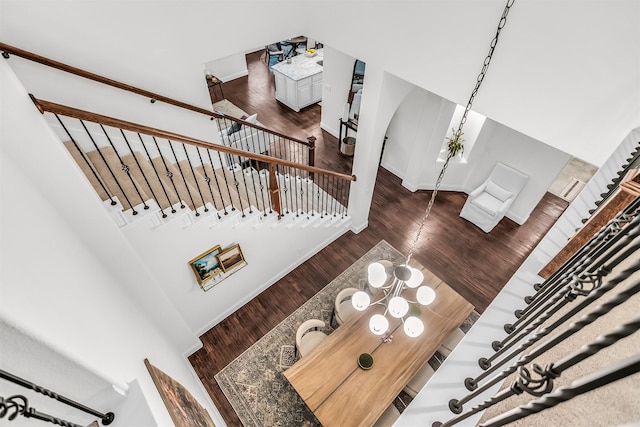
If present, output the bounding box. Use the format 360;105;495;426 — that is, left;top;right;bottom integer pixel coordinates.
478;354;640;427
332;176;338;217
77;120;137;214
0;369;115;425
99;124;148;211
196;147;218;218
479;269;607;372
307;173;313;217
514;206;638;324
0;395;85;427
54;114;116;206
204;149;224;218
450;256;640;414
293;172;300;217
529;202;637;295
317;176;323;218
167;140;198;215
138;133;173;217
119;130;162;213
181;143;208;215
324;174;330;217
229;162;247;217
496;208;640;350
249;161;267;214
153;137;184;209
468;236;640;387
444;296;640;424
215;151;235;213
239;158;254;215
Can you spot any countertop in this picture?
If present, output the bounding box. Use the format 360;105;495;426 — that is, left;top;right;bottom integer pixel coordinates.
271;49;324;81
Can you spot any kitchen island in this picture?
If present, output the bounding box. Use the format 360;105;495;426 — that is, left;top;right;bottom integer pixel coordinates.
271;49;323;112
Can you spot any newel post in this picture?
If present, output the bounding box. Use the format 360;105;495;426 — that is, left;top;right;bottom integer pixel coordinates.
268;163;282;219
307;136;316;181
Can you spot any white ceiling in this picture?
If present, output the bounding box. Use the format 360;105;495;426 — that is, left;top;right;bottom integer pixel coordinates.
1;0;638;166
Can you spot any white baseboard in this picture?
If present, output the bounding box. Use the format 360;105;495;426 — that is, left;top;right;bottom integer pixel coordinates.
219;69;249;83
320;122;339;139
507;210;529;225
350;220;368;234
195;224;351;336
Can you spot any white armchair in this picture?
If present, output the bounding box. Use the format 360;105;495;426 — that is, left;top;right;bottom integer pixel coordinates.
460;162;528;233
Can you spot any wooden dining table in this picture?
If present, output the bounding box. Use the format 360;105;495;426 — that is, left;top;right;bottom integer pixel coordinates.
284;264;474;427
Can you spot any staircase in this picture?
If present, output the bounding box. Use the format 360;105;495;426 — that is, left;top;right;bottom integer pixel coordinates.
43;97;352;230
0;42;354;231
64;141;349;229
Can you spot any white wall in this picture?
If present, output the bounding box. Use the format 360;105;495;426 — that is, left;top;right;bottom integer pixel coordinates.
203;52;249;83
3;1;637;167
121;210;349;334
309;0;640;167
463;120;572;224
0;61;223;426
380;85;571;224
319;46;358;138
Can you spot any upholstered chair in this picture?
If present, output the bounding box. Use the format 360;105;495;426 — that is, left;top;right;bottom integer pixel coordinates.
372;403;401;427
438;328;466;357
332;287;358;327
460;162;529;232
295;319;328;358
403;362;436;398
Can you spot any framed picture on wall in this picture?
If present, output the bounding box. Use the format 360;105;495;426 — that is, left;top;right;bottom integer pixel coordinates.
144;359;216;427
217;244;247;272
188;244;223;285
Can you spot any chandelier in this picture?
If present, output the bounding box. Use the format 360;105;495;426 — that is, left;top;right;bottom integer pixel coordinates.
350;0;514;338
352;261;436;337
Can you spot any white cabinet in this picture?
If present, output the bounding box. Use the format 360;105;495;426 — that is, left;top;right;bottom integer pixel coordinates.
312;73;323;103
273;70;322;112
297;76;313;110
275;72;286;102
271;54;324;112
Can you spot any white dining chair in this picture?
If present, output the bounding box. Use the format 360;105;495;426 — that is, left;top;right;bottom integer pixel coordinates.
332;287;358;326
438;328;465;357
403;362;435;398
295;319;328;358
372;403;401;427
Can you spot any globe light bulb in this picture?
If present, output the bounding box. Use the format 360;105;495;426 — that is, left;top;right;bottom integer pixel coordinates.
369;314;389;335
388;296;409;318
405;267;424;288
368;262;388;288
351;291;371;311
416;286;436;306
403;316;424;337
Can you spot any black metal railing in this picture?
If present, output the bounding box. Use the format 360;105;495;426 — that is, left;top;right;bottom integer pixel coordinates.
0;369;114;426
433;195;640;426
585;142;640;222
34;96;353;223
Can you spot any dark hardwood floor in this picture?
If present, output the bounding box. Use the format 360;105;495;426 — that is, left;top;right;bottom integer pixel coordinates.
191;50;569;426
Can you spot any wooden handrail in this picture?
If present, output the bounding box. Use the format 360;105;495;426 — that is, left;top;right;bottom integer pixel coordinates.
31;95;356;182
0;42;312;147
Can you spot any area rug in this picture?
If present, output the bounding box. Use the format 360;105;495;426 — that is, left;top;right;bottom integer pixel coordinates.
215;240;479;427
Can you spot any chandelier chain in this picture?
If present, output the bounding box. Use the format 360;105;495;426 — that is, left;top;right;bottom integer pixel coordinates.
406;0;516;264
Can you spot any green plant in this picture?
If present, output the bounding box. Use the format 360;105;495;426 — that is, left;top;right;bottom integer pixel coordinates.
446;128;465;158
